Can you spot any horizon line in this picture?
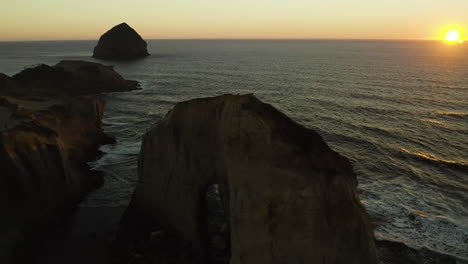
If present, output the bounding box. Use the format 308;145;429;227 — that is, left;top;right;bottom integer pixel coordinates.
0;37;442;43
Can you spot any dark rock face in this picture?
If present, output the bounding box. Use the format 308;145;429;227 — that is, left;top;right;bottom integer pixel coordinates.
0;61;136;263
118;94;378;264
0;74;18;92
376;239;464;264
93;23;149;60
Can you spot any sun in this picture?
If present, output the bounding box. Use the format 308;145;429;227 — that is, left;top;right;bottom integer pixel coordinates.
443;29;464;43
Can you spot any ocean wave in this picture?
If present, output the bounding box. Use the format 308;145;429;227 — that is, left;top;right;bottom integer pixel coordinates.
318;130;390;157
433;85;468;91
349;92;404;106
400;148;468;171
353;105;411;118
420;119;449;128
309;111;386;136
94;156;137;167
103;121;128;126
358;124;398;139
106;94;178;106
419;97;468;106
437;111;468;117
366;200;468;260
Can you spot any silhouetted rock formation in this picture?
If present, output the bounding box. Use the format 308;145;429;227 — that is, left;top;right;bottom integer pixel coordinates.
10;60;139;97
93;23;149;60
0;61;138;263
116;94;378;264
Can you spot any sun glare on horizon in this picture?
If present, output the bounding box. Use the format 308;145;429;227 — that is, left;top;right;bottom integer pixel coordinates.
442;28;464;44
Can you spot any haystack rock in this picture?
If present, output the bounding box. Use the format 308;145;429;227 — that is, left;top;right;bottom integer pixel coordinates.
119;94;379;264
93;23;149;60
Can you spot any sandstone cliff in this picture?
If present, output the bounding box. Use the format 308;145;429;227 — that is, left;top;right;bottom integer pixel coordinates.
0;61;138;263
93;23;149;60
118;94;378;264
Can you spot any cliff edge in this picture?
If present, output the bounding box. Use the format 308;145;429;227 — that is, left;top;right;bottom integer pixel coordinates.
0;61;138;263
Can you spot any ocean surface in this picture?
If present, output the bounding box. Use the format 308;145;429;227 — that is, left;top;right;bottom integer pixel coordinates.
0;39;467;260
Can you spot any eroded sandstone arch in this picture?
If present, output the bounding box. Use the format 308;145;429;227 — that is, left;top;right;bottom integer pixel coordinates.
129;94;378;264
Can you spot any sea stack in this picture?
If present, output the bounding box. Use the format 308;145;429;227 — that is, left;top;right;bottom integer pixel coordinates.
116;94;379;264
93;23;149;60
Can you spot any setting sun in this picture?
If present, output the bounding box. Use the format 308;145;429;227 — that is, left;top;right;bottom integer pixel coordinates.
443;28;464;43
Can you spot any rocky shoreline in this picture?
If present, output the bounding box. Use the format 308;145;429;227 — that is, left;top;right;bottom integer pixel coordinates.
0;60;139;263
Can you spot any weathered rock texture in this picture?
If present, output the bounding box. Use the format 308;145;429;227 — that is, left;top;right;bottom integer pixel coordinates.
0;61;138;263
93;23;149;60
123;94;378;264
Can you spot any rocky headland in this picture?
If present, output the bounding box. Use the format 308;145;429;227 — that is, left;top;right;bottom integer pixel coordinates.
0;60;139;263
93;23;149;60
114;94;379;264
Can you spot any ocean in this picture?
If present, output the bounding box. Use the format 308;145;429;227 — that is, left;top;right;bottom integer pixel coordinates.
0;39;467;260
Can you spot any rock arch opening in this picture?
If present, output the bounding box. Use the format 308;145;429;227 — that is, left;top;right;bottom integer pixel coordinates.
203;184;230;264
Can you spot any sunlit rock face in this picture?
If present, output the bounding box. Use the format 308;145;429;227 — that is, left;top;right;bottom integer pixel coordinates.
93;23;149;60
126;94;378;264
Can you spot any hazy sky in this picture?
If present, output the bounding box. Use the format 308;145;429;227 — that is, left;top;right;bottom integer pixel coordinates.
2;0;467;41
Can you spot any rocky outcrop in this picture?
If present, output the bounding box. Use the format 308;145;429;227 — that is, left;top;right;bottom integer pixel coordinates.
93;23;149;60
117;94;378;264
0;61;137;263
10;60;139;97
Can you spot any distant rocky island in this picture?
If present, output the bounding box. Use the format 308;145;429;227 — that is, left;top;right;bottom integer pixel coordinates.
93;23;149;60
0;60;139;263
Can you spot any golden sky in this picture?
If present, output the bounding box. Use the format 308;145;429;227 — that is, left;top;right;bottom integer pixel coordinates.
1;0;467;41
